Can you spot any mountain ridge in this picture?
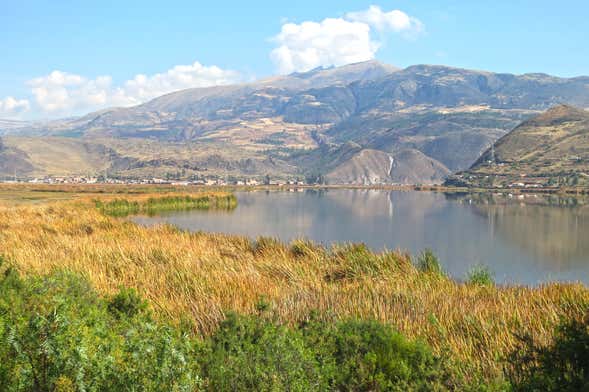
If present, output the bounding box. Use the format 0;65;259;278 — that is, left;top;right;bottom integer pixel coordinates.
2;61;589;184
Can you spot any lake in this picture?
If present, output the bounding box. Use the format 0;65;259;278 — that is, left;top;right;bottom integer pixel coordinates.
133;189;589;285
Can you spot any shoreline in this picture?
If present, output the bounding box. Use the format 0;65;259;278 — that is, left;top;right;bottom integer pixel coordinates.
1;181;588;195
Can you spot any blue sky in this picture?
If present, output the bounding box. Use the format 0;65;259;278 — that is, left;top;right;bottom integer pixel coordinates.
1;0;587;119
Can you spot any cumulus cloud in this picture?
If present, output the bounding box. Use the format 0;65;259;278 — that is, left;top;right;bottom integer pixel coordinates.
271;5;424;74
28;71;114;114
0;96;30;118
26;61;240;117
120;62;241;105
271;18;378;75
346;5;424;36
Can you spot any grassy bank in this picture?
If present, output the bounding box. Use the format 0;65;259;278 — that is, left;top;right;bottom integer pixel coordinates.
0;190;587;386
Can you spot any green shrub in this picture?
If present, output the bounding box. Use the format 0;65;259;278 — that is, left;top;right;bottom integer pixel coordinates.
507;312;589;391
200;312;325;391
466;265;494;286
417;249;444;276
0;271;201;392
107;286;148;318
301;316;452;391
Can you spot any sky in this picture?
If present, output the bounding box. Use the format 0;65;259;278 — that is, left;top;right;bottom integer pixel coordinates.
0;0;588;120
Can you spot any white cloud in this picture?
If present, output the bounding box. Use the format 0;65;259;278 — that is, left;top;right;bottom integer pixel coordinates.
346;5;424;36
271;18;378;74
120;62;241;105
0;96;30;118
26;61;241;117
28;71;114;114
271;5;424;74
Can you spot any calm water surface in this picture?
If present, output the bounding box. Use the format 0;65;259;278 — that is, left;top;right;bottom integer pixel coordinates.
133;190;589;285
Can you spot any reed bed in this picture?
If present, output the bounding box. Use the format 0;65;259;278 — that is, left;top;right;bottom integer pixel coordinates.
0;193;587;381
95;193;237;216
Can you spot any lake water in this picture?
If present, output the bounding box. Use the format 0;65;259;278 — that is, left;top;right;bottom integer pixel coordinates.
133;189;589;285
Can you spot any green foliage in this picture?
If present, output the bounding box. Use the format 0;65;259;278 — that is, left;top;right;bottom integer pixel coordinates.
417;249;444;276
466;265;494;286
96;194;237;217
200;312;325;391
301;316;452;391
200;311;454;391
95;199;140;217
0;271;201;392
107;286;148;318
507;312;589;392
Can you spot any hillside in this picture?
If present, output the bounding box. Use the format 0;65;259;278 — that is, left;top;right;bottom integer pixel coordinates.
449;105;589;188
0;137;35;178
325;148;450;185
3;62;589;183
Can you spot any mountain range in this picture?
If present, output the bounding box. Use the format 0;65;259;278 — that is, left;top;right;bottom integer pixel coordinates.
1;60;589;183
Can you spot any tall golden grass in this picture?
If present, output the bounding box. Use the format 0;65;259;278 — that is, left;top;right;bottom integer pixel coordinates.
0;190;587;380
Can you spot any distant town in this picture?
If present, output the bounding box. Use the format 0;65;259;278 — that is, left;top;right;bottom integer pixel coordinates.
0;174;311;187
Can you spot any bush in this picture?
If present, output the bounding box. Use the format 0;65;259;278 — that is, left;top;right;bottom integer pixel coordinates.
0;271;201;392
107;286;148;318
202;312;454;391
200;312;325;391
301;316;452;391
507;312;589;391
466;265;494;286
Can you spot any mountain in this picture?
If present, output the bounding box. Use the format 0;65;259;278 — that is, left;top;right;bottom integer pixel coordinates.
3;61;589;183
325;65;589;171
448;105;589;187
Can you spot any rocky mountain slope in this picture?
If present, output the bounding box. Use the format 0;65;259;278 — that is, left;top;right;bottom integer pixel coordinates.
326;149;395;185
449;105;589;187
3;61;589;183
324;147;450;185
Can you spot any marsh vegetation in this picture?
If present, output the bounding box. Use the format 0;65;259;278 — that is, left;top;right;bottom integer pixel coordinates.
95;194;237;217
0;188;587;390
